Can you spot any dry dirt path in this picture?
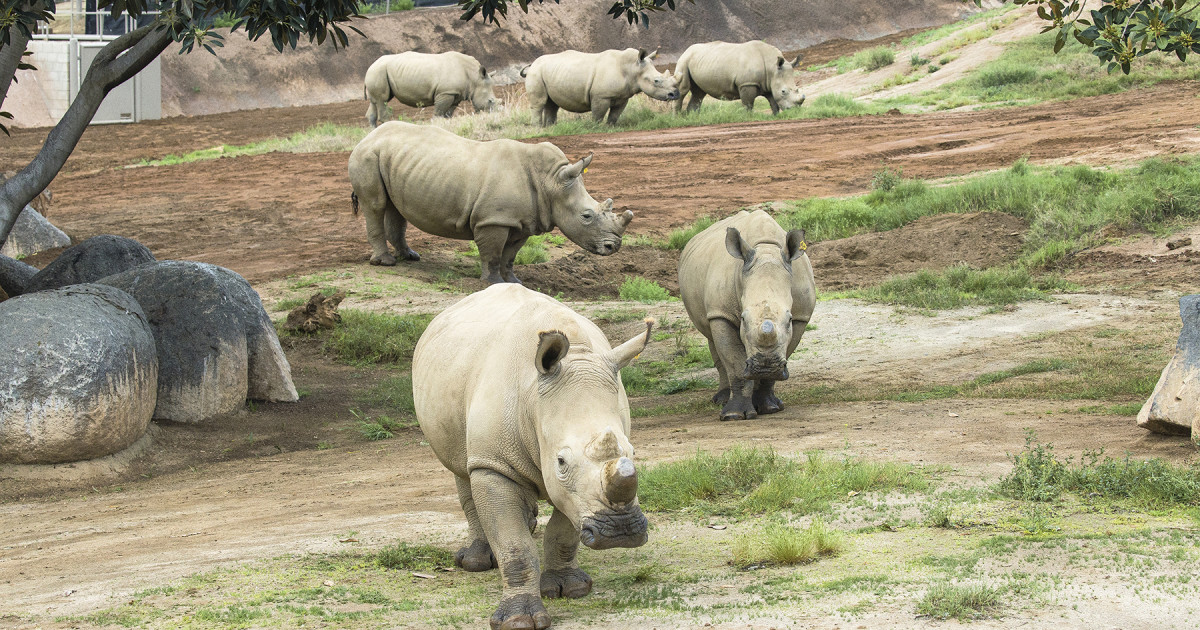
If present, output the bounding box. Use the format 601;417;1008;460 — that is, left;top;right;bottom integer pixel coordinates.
4;83;1198;284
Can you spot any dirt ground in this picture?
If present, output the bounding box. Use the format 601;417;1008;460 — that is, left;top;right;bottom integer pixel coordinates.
5;57;1200;629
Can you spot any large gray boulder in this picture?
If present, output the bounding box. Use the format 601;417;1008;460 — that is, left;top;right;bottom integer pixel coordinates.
0;254;37;296
1138;295;1200;436
0;205;71;259
0;284;158;464
24;234;155;294
98;261;299;423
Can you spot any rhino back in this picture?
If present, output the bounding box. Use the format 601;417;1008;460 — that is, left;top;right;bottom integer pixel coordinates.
413;285;611;480
679;210;792;332
352;122;563;239
685;42;779;99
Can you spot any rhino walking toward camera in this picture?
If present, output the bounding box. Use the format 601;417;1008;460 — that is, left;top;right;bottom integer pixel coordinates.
674;41;805;115
679;210;816;421
364;51;499;125
522;48;680;126
349;121;632;284
413;284;653;630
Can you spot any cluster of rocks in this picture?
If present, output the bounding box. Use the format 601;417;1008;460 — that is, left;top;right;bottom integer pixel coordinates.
0;234;298;466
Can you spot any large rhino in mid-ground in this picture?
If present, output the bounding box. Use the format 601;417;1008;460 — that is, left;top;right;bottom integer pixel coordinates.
679;210;816;421
413;284;653;630
348;121;632;284
522;48;680;126
364;51;499;125
673;41;805;115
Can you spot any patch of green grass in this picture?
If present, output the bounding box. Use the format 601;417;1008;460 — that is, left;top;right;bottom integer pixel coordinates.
619;276;671;303
898;4;1018;49
854;46;895;72
324;310;432;365
733;518;845;567
135;123;368;167
665;216;716;250
916;582;1001;620
974;61;1039;88
849;264;1072;311
780;156;1200;271
352;410;413;441
593;307;648;323
374;542;454;571
273;297;304;312
361;375;415;414
639;445;929;516
357;0;413;14
1000;431;1200;508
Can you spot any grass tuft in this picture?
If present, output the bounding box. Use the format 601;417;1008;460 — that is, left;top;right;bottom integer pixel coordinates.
666;216;716;250
619;276;671;302
917;582;1001;620
374;542;454;571
325;310;433;365
733;517;845;567
849;264;1072;310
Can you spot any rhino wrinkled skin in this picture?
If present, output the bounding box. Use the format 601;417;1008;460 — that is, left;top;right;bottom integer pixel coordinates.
674;41;805;115
363;51;499;125
413;284;653;630
348;121;632;284
679;210;816;420
523;48;680;126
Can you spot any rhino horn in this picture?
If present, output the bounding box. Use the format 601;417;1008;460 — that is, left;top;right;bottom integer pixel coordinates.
760;320;779;345
603;456;638;505
606;318;654;370
560;153;593;181
617;208;633;228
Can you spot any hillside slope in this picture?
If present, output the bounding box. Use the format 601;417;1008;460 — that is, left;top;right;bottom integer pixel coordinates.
161;0;991;116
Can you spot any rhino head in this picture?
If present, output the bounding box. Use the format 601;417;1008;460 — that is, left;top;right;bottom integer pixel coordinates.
533;322;653;550
471;66;501;112
551;153;633;256
726;226;808;380
636;48;681;101
771;55;806;111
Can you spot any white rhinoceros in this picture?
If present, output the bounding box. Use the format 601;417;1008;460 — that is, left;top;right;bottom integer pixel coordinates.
363;51;499;125
678;209;816;420
673;41;805;115
348;121;632;284
522;48;680;126
413;283;653;630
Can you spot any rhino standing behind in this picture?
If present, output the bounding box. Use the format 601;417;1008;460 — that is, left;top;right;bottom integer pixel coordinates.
673;41;805;115
348;121;632;284
679;210;816;420
413;284;653;630
364;51;498;126
522;48;680;126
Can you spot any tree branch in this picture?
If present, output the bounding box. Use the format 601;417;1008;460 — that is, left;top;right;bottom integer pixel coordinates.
0;28;32;115
0;23;173;250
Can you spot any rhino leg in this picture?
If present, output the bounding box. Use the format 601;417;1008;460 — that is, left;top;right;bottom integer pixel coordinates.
590;97;612;124
738;85;760;111
434;93;461;118
471;469;551;630
501;233;529;284
765;93;781;115
711;319;757;421
752;380;785;415
540;507;592;599
475;226;513;285
710;337;731;405
354;182;396;266
454;475;498;572
539;100;559;126
686;87;707;113
383;205;420;261
606;99;629;125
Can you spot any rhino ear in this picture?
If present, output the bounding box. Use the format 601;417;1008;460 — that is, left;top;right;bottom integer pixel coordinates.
559;153;593;181
725;227;755;263
638;48;649;62
786;229;807;261
607;318;654;371
789;54;803;67
777;56;786;70
479;66;489;79
536;330;570;375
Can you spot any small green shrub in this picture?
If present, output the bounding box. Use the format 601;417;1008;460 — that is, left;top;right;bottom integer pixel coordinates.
870;167;902;192
917;583;1001;620
666;216;716;250
352;409;414;441
375;542;453;571
975;62;1039;88
619;276;671;303
854;46;895;71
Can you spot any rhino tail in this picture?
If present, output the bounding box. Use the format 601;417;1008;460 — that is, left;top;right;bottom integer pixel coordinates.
519;64;530;78
351;192;359;217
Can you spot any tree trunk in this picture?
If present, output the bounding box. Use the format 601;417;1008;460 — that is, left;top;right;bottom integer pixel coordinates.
0;29;32;115
0;23;173;251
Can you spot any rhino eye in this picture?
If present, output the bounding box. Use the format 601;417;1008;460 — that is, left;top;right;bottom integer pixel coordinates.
581;211;595;223
654;79;662;85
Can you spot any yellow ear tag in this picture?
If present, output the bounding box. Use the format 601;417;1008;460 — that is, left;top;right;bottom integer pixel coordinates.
800;241;808;251
583;168;588;174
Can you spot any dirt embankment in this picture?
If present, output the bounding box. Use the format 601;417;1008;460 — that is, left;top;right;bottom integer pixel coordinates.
161;0;991;117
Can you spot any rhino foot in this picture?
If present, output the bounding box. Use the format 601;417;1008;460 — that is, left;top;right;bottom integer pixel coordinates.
540;567;593;599
712;388;731;405
369;253;397;266
490;593;552;630
399;248;421;261
753;391;784;415
455;539;497;572
720;398;758;421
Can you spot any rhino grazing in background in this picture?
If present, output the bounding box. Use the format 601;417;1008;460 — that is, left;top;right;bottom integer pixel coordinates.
679;210;816;421
364;51;499;125
348;121;632;284
413;284;653;630
522;48;680;126
674;41;805;115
